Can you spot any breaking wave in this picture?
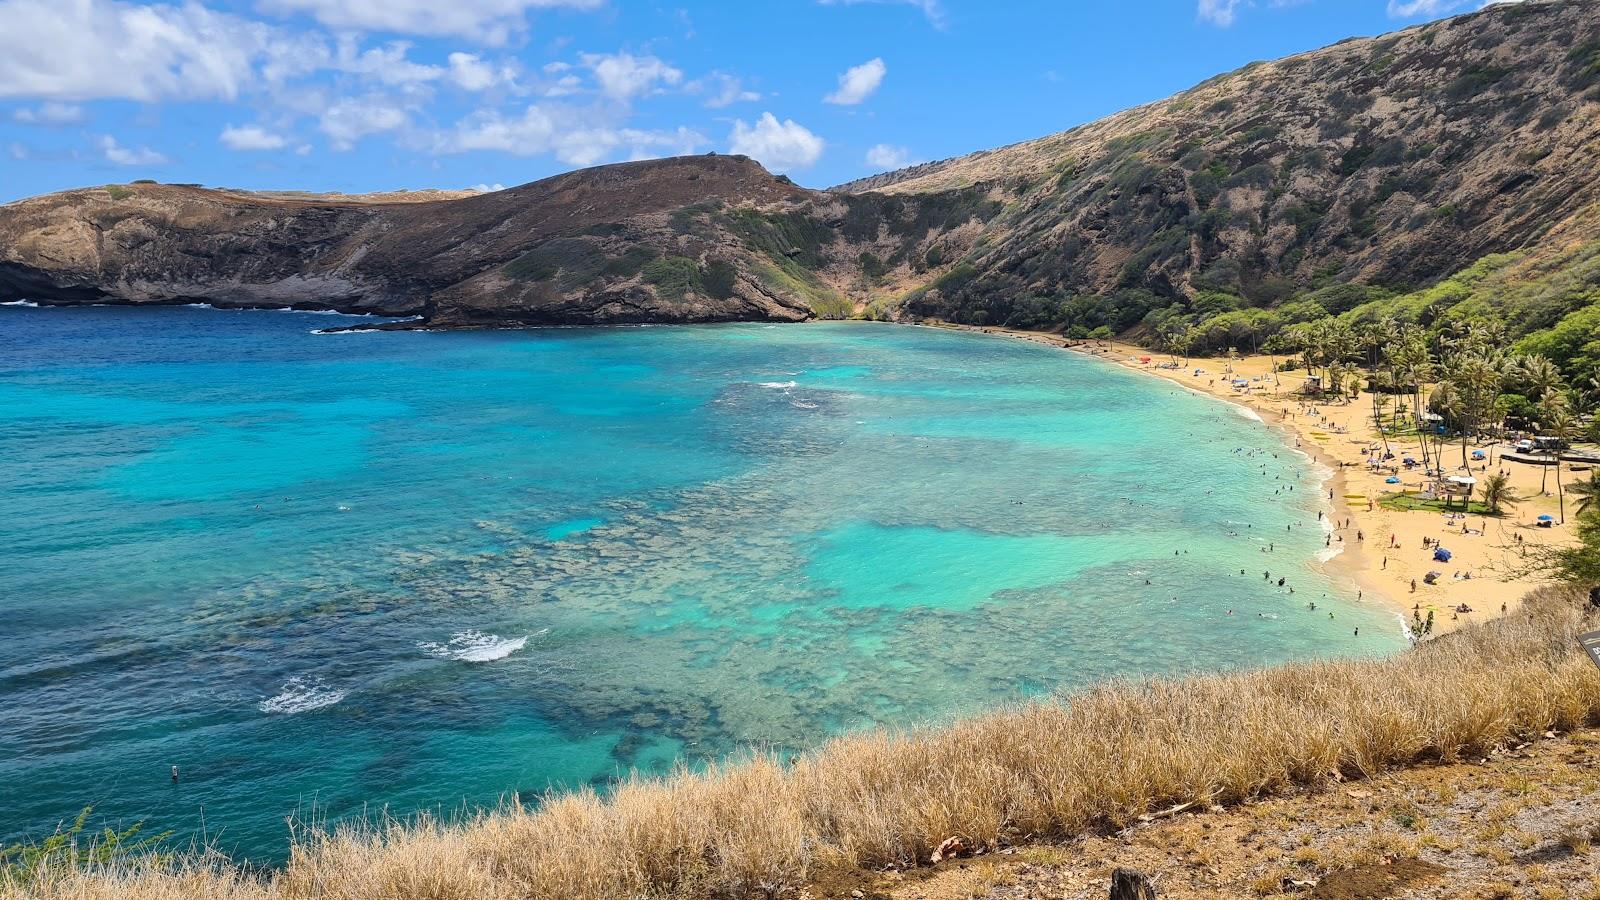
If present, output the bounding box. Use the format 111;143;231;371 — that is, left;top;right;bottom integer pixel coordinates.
260;676;346;714
419;630;540;662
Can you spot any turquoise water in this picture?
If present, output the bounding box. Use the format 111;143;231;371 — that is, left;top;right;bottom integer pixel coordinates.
0;306;1401;861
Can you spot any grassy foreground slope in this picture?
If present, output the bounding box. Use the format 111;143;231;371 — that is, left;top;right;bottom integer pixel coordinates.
852;729;1600;898
5;588;1597;900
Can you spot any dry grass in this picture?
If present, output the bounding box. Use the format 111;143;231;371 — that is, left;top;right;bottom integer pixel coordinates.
6;587;1598;900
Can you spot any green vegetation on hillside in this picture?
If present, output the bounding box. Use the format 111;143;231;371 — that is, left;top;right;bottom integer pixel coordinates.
948;233;1600;399
640;256;739;301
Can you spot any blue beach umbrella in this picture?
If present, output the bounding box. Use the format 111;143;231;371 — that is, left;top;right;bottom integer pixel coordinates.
1386;476;1401;484
1433;548;1452;562
1537;514;1554;521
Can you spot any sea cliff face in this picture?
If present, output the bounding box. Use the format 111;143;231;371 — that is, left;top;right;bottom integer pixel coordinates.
4;1;1600;329
0;155;821;326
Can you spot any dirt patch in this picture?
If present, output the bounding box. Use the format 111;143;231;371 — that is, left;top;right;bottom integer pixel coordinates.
805;861;893;900
1310;858;1447;899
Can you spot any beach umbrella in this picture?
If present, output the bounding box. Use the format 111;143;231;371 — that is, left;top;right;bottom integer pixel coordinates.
1386;476;1401;484
1537;514;1554;521
1433;548;1452;562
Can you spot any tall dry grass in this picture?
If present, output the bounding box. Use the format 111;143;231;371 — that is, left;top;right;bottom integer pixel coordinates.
7;587;1598;900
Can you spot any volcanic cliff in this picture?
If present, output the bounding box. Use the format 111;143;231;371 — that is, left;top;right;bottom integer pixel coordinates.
4;0;1600;330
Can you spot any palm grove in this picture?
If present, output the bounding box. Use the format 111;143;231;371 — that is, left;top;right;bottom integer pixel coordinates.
1157;310;1600;585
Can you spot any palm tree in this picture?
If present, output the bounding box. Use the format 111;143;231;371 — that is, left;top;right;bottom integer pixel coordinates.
1158;321;1190;366
1480;470;1516;516
1514;353;1566;489
1517;355;1563;409
1547;399;1576;524
1570;470;1600;519
1367;320;1401;457
1427;379;1460;482
1175;327;1195;368
1392;330;1435;469
1372;393;1393;457
1447;350;1505;469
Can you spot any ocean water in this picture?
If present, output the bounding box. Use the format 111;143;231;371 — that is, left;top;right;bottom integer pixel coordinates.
0;306;1402;861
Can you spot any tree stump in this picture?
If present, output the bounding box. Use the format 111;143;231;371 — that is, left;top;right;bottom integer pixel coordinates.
1109;867;1157;900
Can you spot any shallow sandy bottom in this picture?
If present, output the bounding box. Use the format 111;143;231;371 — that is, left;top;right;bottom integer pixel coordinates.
957;327;1580;638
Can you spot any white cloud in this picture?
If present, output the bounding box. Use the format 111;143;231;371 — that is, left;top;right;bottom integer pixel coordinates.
447;52;510;91
1197;0;1243;25
0;0;279;101
865;143;919;170
319;97;408;149
1387;0;1457;15
1386;0;1515;16
258;0;603;44
817;0;944;28
330;39;445;86
542;74;581;97
1198;0;1323;27
470;182;505;192
220;124;288;150
438;103;705;166
579;52;683;101
12;101;84;124
824;57;885;105
729;112;823;172
693;72;759;108
97;134;167;165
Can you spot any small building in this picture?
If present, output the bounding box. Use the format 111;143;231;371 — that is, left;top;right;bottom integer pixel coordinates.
1441;475;1477;505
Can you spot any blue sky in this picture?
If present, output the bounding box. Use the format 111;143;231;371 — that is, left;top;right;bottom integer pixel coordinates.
0;0;1515;201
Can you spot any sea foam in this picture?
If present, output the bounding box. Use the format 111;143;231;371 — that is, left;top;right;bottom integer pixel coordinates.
419;630;538;662
260;676;346;714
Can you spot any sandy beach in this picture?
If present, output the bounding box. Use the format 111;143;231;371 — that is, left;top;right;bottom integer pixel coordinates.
955;326;1579;637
